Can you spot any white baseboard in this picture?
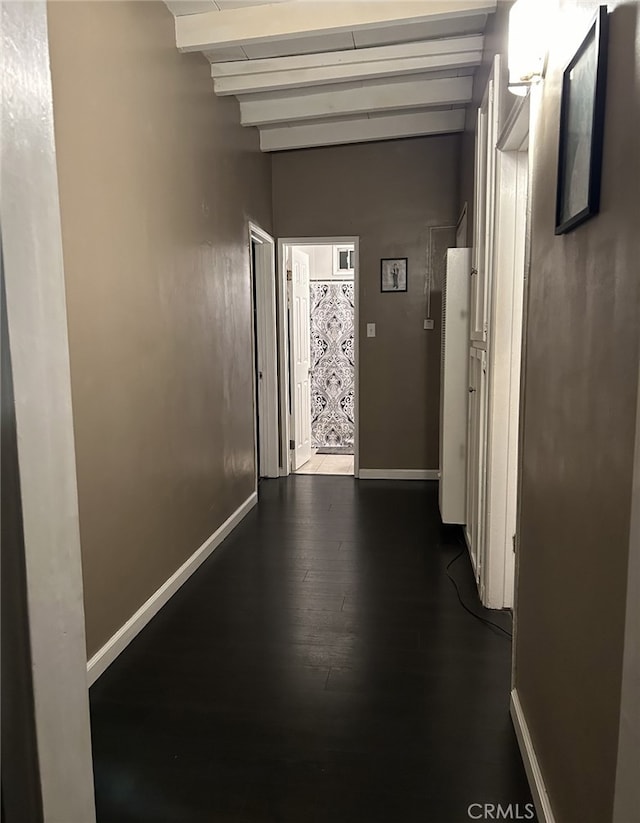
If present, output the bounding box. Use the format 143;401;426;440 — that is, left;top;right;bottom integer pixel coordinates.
87;492;258;686
510;689;557;823
358;469;439;481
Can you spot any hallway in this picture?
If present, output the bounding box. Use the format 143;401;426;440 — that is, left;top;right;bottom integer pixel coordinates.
90;477;533;822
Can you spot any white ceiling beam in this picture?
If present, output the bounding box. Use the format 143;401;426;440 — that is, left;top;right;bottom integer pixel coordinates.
259;108;466;152
240;75;473;127
213;39;483;95
176;0;497;53
352;12;487;47
211;35;485;77
217;52;481;95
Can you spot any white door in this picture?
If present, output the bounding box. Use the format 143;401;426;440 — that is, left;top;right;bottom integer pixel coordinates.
466;53;501;604
290;248;312;470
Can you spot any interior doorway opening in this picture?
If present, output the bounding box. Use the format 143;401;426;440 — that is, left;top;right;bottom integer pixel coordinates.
279;238;359;478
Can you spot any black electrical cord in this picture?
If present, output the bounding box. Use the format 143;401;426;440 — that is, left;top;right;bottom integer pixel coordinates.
445;549;513;639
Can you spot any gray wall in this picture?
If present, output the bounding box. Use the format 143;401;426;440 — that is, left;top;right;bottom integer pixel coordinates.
515;2;640;822
459;2;639;819
47;0;273;657
273;136;461;470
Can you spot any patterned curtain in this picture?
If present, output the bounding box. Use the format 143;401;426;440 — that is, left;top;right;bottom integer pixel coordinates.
310;282;355;452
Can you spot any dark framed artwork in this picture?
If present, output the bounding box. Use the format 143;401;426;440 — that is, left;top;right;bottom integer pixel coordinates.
380;258;408;292
555;5;609;235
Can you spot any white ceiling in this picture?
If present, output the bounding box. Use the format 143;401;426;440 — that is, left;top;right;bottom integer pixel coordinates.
165;0;496;151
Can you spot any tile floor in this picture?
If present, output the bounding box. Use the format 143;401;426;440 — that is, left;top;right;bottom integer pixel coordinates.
295;453;354;475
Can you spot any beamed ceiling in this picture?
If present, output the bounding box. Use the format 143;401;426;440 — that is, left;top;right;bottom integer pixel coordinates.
165;0;496;151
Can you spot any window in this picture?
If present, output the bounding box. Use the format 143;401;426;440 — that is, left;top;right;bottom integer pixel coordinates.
333;245;355;276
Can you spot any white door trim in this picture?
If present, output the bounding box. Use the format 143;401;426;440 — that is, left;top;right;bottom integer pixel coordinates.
249;222;279;479
0;1;96;819
483;94;530;610
277;236;360;478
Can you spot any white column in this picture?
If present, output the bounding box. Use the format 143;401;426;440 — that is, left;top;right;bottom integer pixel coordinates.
0;2;97;821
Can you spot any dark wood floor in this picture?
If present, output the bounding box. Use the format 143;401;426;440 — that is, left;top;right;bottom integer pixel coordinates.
90;477;535;823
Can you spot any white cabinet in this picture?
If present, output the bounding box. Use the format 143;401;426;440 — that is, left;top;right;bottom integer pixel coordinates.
439;249;471;525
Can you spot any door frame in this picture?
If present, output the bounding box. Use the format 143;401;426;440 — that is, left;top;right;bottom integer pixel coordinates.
483;93;530;609
249;222;279;480
465;54;502;604
465;346;488;584
277;236;360;478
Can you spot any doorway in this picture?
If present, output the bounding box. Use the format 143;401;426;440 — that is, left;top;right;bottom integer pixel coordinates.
278;238;359;478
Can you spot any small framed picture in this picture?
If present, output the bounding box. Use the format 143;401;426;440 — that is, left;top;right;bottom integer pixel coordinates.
555;6;609;235
380;258;408;293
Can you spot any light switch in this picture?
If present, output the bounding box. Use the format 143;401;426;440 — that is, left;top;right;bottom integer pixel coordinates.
367;323;376;338
424;319;435;330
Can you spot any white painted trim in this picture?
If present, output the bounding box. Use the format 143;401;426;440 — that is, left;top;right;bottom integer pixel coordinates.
510;690;557;823
498;91;530;152
249;222;274;246
281;237;360;246
211;34;485;79
277;238;291;476
87;493;258;685
353;237;360;480
1;2;96;819
249;222;279;479
359;469;439;481
260;109;465;152
240;75;473;127
278;237;360;478
176;1;498;53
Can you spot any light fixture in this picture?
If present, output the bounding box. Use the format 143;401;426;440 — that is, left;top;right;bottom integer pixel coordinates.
508;0;551;95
